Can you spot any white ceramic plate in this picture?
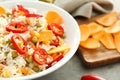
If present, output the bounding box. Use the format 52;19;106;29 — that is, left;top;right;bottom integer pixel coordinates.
0;0;80;80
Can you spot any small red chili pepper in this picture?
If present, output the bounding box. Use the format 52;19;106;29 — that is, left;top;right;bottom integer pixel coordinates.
50;37;59;47
32;48;48;65
47;54;64;68
12;4;29;17
11;34;28;54
26;13;43;18
47;23;64;36
6;22;28;33
81;75;106;80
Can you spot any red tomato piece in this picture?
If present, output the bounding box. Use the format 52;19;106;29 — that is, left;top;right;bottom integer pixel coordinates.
6;22;28;33
32;48;48;65
81;75;106;80
11;34;28;54
47;23;64;36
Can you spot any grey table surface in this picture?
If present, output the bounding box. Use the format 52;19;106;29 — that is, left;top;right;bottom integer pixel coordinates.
35;0;120;80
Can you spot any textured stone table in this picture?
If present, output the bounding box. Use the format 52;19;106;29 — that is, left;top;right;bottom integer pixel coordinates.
36;0;120;80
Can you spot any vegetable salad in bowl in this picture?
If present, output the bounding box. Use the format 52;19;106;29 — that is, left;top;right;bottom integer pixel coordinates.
0;4;70;78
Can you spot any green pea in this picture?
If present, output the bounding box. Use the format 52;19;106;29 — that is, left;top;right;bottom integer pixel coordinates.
9;43;15;49
32;66;40;72
4;51;9;56
6;39;15;49
11;51;18;58
6;12;11;17
31;36;38;43
1;41;6;44
36;22;41;28
33;61;38;67
6;39;11;44
26;55;33;63
61;33;66;39
25;63;29;67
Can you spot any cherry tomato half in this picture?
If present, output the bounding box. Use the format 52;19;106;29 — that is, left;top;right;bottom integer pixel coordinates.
47;23;64;36
11;34;28;54
6;22;28;33
81;75;106;80
32;48;48;65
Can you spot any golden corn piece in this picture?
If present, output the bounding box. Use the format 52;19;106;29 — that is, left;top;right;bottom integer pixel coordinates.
17;69;22;74
1;70;11;78
30;31;40;38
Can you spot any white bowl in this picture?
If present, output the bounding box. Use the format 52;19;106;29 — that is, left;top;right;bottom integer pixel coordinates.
0;1;80;80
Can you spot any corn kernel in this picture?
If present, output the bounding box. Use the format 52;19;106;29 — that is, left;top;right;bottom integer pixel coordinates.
28;70;32;75
34;31;40;38
30;31;40;38
1;70;11;78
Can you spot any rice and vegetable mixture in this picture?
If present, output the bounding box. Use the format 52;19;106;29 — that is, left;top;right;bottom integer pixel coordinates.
0;4;70;78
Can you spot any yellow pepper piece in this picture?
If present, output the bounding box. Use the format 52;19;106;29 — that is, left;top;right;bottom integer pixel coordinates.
48;45;70;54
0;6;6;15
39;30;54;42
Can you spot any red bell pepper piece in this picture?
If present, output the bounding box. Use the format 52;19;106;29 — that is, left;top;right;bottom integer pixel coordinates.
50;36;59;47
11;34;28;54
47;54;64;68
47;23;64;36
26;13;43;18
12;4;29;17
32;48;48;65
6;22;28;33
81;75;106;80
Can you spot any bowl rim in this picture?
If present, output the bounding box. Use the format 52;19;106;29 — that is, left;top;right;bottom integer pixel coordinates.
0;0;80;80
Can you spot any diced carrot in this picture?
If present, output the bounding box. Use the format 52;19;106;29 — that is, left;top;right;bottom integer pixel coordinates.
96;11;118;26
45;10;63;24
21;67;28;75
25;18;30;25
31;43;36;50
0;6;6;15
30;30;35;36
39;30;54;42
27;37;32;41
87;22;104;35
80;38;100;49
0;65;4;70
3;31;9;35
99;31;116;49
80;24;90;41
105;20;120;33
24;52;29;57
